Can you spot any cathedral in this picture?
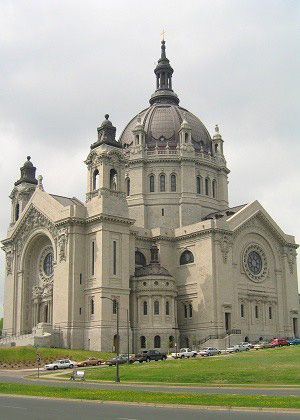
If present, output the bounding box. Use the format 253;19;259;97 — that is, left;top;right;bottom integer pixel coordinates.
1;40;299;352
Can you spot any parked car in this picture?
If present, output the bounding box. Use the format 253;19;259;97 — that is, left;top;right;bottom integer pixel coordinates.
288;338;300;345
77;357;103;367
270;338;289;347
44;359;77;370
226;344;249;353
253;341;272;350
199;347;221;357
171;348;197;359
135;350;167;363
106;354;135;366
239;342;253;349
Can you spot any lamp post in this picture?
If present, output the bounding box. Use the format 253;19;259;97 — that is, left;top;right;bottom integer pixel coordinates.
101;297;120;383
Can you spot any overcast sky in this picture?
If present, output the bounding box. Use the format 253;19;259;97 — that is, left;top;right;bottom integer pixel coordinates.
0;0;299;318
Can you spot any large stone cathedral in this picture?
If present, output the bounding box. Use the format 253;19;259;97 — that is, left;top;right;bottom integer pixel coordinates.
1;40;299;352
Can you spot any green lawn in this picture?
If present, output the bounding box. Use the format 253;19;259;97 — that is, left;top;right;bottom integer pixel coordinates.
79;346;300;385
0;383;299;409
0;346;114;364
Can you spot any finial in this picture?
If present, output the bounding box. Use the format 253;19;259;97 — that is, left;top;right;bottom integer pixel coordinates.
215;124;219;133
105;114;109;120
27;156;31;161
160;29;166;41
37;175;44;191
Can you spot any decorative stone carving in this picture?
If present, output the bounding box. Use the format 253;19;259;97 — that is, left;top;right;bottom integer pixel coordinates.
58;228;68;262
3;246;13;274
220;235;230;263
32;286;43;299
14;206;57;260
287;248;296;274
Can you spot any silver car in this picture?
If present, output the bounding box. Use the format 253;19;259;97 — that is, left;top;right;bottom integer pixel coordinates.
44;359;77;370
199;347;221;356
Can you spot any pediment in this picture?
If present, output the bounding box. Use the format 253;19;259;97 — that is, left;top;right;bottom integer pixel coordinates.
227;201;297;248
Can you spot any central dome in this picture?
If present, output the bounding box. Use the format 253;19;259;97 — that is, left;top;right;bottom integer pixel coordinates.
119;40;212;152
119;104;212;152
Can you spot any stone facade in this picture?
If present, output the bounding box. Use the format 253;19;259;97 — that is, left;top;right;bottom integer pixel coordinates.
1;41;299;352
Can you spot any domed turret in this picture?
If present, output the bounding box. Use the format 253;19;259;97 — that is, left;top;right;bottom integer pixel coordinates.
15;156;38;186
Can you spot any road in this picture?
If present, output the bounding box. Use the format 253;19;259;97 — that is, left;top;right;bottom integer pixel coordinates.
0;369;300;397
0;395;299;420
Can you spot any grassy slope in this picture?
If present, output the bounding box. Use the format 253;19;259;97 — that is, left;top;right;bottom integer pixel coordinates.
0;383;299;409
0;347;114;363
83;346;300;385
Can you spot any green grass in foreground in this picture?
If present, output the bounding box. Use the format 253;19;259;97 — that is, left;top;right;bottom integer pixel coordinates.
0;347;114;363
82;346;300;385
0;383;299;409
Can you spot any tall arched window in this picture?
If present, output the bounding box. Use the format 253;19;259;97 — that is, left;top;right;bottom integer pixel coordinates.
184;304;188;318
169;335;174;348
110;169;118;190
160;174;165;192
143;301;148;315
180;250;194;265
205;177;209;196
135;251;146;267
154;300;160;315
112;299;117;315
140;336;146;348
149;175;155;192
170;174;176;192
196;176;202;194
15;203;20;221
165;301;170;315
154;335;161;348
93;169;99;190
126;178;130;196
189;303;193;318
212;180;216;198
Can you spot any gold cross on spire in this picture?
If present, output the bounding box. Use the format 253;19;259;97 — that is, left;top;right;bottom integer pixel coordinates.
160;29;166;41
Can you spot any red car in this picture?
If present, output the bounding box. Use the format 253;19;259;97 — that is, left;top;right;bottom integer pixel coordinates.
270;338;289;347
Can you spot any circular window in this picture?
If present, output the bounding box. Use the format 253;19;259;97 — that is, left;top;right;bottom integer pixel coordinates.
154;281;159;286
166;282;169;286
247;251;262;275
143;281;147;286
43;252;54;277
243;245;267;282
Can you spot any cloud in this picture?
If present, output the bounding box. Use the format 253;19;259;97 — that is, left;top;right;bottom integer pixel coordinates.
0;0;299;316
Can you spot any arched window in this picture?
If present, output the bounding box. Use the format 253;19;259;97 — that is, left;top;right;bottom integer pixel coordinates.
154;335;161;348
90;297;95;315
149;175;155;192
205;178;209;196
110;169;118;190
212;180;216;198
180;250;194;265
189;303;193;318
160;174;165;192
184;304;187;318
140;336;146;348
143;301;148;316
169;335;174;348
154;300;159;315
185;132;189;143
135;251;146;267
93;169;99;190
126;178;130;196
166;301;170;316
241;304;244;318
15;203;20;221
170;174;176;192
112;299;117;315
196;176;202;194
136;134;139;145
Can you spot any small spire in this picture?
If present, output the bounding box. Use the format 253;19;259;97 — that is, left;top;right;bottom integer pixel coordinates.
37;175;44;191
150;243;159;264
213;124;222;140
149;39;179;105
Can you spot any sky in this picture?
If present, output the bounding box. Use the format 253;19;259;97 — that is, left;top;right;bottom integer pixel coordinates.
0;0;299;318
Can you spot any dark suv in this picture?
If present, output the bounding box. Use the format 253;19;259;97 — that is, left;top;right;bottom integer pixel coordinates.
135;350;167;363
